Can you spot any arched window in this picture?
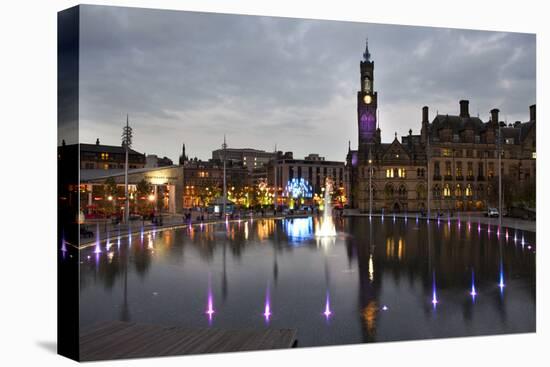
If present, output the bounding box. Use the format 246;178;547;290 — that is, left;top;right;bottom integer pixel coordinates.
465;184;473;197
443;184;451;197
433;184;441;199
384;183;394;199
416;184;426;200
455;184;462;197
398;185;407;199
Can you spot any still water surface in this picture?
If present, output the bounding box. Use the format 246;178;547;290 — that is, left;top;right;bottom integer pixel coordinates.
79;216;535;346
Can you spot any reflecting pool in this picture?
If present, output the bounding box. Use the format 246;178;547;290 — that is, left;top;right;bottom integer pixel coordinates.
79;216;535;346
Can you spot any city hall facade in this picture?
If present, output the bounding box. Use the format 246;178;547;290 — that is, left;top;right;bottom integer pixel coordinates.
346;41;536;213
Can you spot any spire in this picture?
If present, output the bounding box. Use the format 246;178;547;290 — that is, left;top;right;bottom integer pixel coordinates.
363;38;371;62
348;140;351;152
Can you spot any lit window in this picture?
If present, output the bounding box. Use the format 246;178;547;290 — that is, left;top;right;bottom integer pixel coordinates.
443;184;451;197
442;149;451;157
465;184;472;197
532;152;536;159
386;169;394;178
455;184;462;197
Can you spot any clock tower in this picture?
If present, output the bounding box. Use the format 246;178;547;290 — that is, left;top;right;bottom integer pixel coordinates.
357;39;378;151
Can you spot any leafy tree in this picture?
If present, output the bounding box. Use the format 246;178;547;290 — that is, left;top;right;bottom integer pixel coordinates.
104;177;118;197
136;179;152;198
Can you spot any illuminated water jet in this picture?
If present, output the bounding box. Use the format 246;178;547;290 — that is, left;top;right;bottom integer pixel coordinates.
205;275;215;323
432;272;438;309
470;269;477;301
94;239;102;254
315;178;336;237
499;267;505;294
323;292;332;320
263;286;272;322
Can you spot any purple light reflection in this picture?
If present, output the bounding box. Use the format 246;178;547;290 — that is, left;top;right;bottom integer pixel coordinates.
470;270;477;301
263;286;272;322
499;267;505;294
323;292;332;320
432;272;438;309
205;274;215;323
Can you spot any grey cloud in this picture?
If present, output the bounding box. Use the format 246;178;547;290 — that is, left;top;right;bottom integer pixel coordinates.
77;5;535;162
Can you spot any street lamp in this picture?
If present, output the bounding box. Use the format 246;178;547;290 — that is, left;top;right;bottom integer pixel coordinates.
368;155;373;217
121;115;133;224
222;135;227;219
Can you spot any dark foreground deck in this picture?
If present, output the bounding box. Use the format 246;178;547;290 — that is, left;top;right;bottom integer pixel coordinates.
79;321;298;361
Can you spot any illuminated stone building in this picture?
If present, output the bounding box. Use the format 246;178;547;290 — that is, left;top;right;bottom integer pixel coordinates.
347;41;536;213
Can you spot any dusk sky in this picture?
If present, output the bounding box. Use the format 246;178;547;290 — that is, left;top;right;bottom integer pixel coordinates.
77;5;536;162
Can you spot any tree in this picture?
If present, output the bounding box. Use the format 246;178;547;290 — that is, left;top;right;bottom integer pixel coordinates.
135;179;153;215
103;177;118;216
136;179;152;198
104;177;117;196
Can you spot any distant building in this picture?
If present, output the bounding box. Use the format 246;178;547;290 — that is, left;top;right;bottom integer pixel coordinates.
268;151;347;207
182;158;249;208
346;41;536;213
146;154;174;168
211;148;275;172
79;139;146;171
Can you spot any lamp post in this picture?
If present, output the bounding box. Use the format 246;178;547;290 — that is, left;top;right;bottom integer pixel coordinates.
273;145;278;212
368;149;373;217
498;122;502;228
222;135;227;219
426;132;431;219
121;115;133;224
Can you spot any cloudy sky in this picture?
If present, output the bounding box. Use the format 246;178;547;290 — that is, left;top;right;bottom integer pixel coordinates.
77;5;535;162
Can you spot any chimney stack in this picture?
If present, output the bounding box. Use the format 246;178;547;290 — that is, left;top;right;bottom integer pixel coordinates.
530;104;536;121
459;100;470;118
422;106;429;123
96;138;100;145
490;108;499;124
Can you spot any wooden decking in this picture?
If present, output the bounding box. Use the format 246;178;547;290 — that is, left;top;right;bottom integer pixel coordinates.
79;321;298;361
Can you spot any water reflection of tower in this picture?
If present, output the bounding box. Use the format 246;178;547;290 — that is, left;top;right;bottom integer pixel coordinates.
349;218;380;342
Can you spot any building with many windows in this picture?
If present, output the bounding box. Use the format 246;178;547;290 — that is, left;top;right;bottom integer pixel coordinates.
78;138;146;171
268;151;347;208
211;148;275;172
346;41;536;213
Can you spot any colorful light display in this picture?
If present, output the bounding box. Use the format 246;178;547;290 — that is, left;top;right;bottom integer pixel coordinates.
284;178;313;199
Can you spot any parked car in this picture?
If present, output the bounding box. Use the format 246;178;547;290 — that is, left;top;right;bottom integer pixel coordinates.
486;208;499;218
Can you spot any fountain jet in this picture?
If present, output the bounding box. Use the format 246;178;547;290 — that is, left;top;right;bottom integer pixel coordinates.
315;178;336;237
323;292;333;320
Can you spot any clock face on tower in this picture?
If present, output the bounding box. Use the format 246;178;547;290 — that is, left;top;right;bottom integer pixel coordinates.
363;94;372;104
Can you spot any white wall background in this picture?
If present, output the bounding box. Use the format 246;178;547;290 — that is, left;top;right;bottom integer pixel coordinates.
0;0;547;366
